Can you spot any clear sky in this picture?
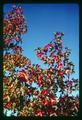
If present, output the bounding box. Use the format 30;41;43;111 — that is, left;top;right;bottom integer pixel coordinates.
4;3;79;79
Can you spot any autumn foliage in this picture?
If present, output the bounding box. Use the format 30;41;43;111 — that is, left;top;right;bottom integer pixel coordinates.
3;5;79;116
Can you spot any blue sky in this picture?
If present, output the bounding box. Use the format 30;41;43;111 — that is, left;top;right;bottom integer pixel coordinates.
4;4;79;79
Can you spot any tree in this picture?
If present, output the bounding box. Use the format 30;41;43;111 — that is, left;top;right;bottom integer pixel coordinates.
3;5;79;116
